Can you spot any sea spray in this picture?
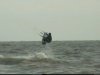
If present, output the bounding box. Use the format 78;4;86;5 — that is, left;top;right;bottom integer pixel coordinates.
40;44;54;58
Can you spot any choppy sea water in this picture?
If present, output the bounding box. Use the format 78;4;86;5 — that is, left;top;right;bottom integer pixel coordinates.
0;41;100;74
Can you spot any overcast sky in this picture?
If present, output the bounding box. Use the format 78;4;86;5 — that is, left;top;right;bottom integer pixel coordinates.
0;0;100;41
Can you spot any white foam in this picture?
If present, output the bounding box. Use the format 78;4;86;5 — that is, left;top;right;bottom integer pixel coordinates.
0;55;4;58
13;55;34;59
34;52;48;59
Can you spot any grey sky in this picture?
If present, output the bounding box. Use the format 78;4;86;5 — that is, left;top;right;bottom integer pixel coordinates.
0;0;100;41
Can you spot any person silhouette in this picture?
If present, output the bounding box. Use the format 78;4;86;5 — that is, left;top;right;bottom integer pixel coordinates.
40;32;52;45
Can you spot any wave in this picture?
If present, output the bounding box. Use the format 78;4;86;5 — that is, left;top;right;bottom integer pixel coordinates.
0;45;66;65
0;55;26;65
0;52;65;65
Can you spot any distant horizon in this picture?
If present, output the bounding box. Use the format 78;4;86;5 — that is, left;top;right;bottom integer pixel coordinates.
0;40;99;42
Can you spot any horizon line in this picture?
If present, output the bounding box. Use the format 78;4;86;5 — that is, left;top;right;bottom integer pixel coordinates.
0;40;100;42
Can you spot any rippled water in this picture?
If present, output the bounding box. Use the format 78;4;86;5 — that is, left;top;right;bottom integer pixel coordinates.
0;41;100;74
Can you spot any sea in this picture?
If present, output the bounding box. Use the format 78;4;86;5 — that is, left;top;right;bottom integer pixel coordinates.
0;41;100;74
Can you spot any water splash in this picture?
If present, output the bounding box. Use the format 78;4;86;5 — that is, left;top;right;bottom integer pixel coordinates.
40;44;54;58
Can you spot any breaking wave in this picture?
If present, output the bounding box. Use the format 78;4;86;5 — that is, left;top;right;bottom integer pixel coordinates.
0;44;67;66
0;51;64;65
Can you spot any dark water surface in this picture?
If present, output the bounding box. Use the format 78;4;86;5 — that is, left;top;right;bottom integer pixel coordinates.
0;41;100;74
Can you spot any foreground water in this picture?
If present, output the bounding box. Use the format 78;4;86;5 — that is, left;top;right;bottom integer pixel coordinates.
0;41;100;74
